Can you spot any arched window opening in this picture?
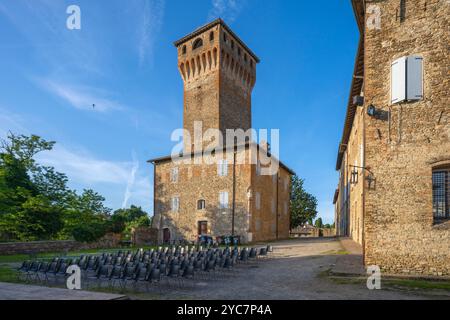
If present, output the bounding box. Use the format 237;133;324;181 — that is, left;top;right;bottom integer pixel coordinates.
209;31;214;41
223;33;227;42
237;47;241;56
182;45;187;55
193;38;203;50
231;40;235;50
197;199;206;210
213;47;218;67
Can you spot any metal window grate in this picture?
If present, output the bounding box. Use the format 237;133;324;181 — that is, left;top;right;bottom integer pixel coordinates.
432;170;449;219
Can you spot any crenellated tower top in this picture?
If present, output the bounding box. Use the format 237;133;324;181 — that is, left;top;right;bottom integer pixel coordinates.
174;19;260;151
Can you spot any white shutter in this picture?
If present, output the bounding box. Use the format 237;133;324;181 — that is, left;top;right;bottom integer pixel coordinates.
223;192;228;209
406;56;423;100
217;160;228;176
219;191;228;209
171;167;179;183
391;57;406;104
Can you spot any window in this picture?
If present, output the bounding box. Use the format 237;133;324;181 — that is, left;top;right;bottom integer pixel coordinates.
231;40;234;50
237;47;241;56
223;33;227;42
256;160;261;176
193;38;203;50
255;192;261;210
219;191;229;209
197;199;206;210
182;45;186;54
391;55;423;104
433;169;450;220
209;31;214;41
217;159;228;176
399;0;406;22
170;167;179;183
198;221;208;235
171;197;180;212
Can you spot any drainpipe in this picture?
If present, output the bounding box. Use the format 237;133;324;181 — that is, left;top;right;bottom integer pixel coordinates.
231;150;237;236
276;171;279;239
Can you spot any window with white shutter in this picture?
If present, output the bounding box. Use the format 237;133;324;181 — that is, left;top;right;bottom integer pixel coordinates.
406;55;423;100
217;160;228;176
219;191;229;209
171;196;179;212
391;55;423;104
391;57;406;104
170;167;179;183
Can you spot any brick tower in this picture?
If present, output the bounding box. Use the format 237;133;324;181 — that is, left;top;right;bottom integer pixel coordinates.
174;19;259;151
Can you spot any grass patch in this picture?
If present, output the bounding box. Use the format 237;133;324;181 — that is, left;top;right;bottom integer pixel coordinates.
319;268;450;292
320;250;350;255
0;245;161;264
383;278;450;291
0;264;20;283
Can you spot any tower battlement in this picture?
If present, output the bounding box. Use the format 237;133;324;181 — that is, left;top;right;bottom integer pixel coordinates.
174;19;259;151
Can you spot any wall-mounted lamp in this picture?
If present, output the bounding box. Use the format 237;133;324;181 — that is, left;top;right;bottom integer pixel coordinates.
350;168;359;184
353;95;364;107
350;165;376;189
367;104;389;121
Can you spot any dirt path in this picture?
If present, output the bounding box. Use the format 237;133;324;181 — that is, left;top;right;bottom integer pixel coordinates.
136;238;449;300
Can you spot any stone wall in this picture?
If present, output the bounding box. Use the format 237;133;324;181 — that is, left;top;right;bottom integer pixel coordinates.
153;147;292;244
176;22;256;151
333;0;450;276
363;0;450;276
131;227;158;246
0;233;121;256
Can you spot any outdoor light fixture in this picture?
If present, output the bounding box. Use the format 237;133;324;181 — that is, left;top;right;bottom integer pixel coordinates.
350;168;359;184
353;95;364;106
367;104;377;117
350;165;376;189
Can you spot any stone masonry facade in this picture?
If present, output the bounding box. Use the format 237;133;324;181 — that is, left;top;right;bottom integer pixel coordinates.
149;19;293;244
335;0;449;276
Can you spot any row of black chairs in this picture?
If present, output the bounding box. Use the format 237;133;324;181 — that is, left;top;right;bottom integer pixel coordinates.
17;245;273;292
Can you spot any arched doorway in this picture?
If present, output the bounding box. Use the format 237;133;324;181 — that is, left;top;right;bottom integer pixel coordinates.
163;228;171;243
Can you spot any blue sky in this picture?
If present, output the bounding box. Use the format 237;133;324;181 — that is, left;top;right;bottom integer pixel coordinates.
0;0;359;224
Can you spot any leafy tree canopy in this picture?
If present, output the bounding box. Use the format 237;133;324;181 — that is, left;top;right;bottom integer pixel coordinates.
290;175;318;229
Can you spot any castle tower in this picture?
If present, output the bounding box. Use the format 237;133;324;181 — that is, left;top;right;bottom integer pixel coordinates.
174;19;259;151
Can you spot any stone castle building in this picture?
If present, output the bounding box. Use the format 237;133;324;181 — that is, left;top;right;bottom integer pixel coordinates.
149;19;294;244
334;0;449;276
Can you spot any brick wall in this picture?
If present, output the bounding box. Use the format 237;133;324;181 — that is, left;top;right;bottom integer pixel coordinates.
343;0;450;276
0;233;121;256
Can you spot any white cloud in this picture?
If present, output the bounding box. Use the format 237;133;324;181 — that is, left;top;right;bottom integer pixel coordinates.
138;0;165;67
35;144;152;211
122;150;139;208
208;0;246;23
0;108;29;138
34;78;124;112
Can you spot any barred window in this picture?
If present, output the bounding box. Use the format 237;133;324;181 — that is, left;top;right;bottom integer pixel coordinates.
432;169;449;220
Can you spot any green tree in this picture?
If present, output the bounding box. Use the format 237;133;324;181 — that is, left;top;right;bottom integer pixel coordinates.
290;175;318;229
314;218;323;229
0;133;111;242
61;189;111;240
112;205;148;222
0;133;65;241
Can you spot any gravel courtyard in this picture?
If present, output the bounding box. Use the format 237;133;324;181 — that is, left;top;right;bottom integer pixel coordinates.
140;238;449;300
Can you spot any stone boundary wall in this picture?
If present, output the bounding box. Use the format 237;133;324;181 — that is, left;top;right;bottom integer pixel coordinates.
0;233;121;255
131;227;158;246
